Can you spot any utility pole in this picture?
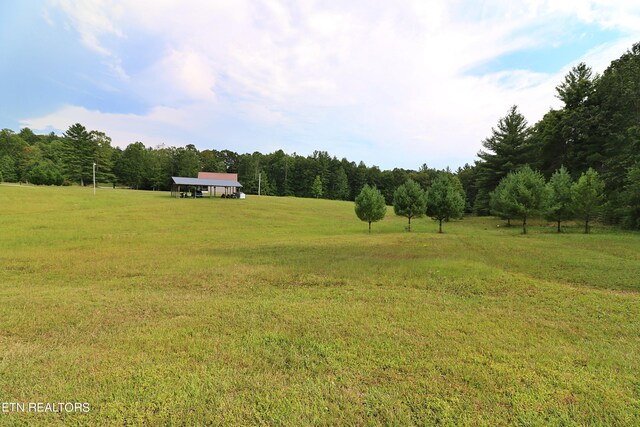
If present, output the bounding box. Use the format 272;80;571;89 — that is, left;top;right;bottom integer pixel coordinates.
92;163;96;195
258;172;261;196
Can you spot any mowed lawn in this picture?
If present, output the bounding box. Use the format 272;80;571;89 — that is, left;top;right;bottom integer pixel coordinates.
0;185;639;426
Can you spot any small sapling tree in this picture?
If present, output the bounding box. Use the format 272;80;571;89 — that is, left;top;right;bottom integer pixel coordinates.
393;179;427;232
490;179;517;226
545;166;574;232
501;166;548;234
572;168;604;233
426;175;465;233
311;175;323;198
354;184;387;233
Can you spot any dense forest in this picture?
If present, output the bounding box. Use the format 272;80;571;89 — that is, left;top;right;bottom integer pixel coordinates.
1;43;639;228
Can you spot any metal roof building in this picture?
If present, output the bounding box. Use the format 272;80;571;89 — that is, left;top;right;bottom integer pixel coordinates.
198;172;239;181
171;176;242;198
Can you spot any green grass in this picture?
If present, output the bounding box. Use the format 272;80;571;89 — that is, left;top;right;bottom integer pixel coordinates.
1;184;639;425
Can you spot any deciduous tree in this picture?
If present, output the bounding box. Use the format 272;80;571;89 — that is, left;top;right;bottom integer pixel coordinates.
119;142;150;189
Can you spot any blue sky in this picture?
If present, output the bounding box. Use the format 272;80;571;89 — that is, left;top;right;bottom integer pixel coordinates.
1;1;639;170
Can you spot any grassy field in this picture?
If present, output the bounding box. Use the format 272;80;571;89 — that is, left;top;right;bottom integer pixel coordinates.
1;184;639;425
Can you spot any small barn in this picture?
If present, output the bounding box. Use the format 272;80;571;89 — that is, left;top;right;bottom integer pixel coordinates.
171;176;243;198
197;172;240;196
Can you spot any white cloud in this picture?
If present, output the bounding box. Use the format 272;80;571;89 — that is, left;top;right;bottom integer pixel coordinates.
21;105;189;148
136;49;217;104
32;0;640;169
49;0;124;55
47;0;129;79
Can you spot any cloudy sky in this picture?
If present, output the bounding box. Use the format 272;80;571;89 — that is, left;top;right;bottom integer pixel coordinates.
1;1;638;170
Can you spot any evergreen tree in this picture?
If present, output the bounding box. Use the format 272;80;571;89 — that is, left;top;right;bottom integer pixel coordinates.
499;166;549;234
572;168;605;233
622;162;640;229
557;63;601;176
258;172;275;196
426;175;465;233
354;184;387;232
474;106;533;214
455;163;479;212
351;161;368;199
595;44;640;221
311;175;323;198
489;179;517;226
330;167;350;200
63;123;97;185
393;179;427;232
91;131;115;183
545;166;574;232
556;62;596;109
530;109;567;178
18;127;40;144
311;150;331;196
379;168;408;205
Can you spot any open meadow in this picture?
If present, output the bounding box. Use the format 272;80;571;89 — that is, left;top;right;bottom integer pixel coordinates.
1;184;639;425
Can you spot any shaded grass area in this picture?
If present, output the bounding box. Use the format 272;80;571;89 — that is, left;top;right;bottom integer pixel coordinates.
0;184;639;425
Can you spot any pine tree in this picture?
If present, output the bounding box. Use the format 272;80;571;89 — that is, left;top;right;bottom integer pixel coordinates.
622;162;640;229
545;166;574;232
489;179;516;226
354;184;387;232
63;123;96;185
426;175;465;233
393;179;427;232
330;167;350;200
474;106;534;214
499;166;549;234
311;175;323;198
91;131;115;183
572;168;604;233
259;172;275;196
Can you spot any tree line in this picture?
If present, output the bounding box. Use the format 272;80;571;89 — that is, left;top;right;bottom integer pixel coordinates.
0;124;447;205
1;42;639;229
463;42;640;230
